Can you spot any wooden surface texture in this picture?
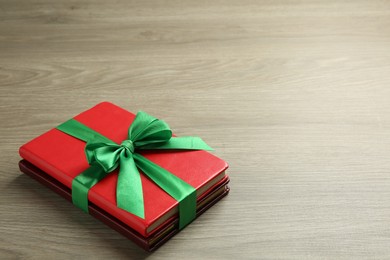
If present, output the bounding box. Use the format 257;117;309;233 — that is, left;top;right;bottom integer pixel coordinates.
2;0;390;259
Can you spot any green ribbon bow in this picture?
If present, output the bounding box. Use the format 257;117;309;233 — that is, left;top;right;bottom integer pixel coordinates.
57;111;212;229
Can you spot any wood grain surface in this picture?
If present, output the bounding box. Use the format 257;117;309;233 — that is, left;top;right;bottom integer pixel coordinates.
2;0;390;259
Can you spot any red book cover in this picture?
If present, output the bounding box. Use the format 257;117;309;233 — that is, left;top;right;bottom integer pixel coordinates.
19;102;228;237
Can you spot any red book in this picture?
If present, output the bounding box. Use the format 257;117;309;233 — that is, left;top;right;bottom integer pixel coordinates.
19;102;229;249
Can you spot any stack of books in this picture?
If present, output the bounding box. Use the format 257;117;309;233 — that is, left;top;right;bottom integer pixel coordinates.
19;102;229;251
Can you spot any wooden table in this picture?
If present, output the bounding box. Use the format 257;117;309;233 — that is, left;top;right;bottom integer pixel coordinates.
2;1;390;259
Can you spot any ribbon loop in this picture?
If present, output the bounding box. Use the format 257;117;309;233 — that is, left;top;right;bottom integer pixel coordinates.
129;111;172;148
86;143;122;173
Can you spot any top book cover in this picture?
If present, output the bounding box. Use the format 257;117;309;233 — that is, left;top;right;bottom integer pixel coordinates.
19;102;228;237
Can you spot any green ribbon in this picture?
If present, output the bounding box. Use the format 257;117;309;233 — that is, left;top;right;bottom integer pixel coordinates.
56;111;212;229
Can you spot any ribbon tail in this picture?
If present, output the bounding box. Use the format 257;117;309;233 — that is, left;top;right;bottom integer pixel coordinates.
138;136;213;151
133;153;196;229
117;153;145;218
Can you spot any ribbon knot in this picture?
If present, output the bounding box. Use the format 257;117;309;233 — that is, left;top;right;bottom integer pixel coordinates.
121;140;135;153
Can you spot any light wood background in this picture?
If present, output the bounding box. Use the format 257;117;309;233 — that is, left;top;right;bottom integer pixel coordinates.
2;0;390;259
